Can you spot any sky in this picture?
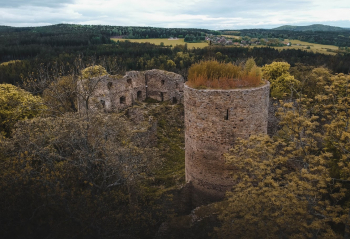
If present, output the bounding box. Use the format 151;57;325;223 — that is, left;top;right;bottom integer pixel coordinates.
0;0;349;29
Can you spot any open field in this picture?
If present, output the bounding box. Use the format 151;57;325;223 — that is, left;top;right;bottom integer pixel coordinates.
222;35;241;40
0;60;21;66
112;37;339;55
281;39;338;55
111;38;209;49
243;39;339;55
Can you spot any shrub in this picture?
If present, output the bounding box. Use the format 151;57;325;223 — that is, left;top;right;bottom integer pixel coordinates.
187;60;262;89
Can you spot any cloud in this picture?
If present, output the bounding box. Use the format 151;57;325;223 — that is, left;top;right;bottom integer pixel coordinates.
0;0;349;29
0;6;81;26
0;0;75;8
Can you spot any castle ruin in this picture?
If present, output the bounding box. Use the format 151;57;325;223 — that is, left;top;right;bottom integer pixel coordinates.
79;69;270;206
77;69;184;112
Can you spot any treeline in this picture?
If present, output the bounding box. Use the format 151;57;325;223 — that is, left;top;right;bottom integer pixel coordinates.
0;24;215;62
0;24;212;51
184;33;206;43
0;24;350;86
1;40;350;86
221;29;350;47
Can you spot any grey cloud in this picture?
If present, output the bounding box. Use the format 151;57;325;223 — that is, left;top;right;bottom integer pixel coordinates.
0;0;348;30
0;0;75;8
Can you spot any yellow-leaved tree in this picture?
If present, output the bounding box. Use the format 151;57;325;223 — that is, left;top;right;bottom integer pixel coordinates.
81;65;108;79
0;84;45;136
262;62;300;99
0;112;163;238
217;72;350;238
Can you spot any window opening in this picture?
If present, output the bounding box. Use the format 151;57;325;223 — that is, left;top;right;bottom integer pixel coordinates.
137;91;142;100
172;97;177;104
107;82;113;90
100;100;105;108
225;109;229;120
120;96;126;104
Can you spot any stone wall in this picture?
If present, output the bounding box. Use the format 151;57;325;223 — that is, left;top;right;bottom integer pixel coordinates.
146;69;184;104
77;69;184;113
184;82;270;205
79;69;272;206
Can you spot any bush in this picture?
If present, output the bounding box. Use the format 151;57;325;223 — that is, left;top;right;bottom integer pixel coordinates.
186;60;262;89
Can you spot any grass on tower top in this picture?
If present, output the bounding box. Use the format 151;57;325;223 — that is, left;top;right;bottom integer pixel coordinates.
187;59;263;89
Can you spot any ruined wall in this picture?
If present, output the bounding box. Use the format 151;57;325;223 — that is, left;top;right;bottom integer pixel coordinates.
184;82;270;205
77;69;184;113
145;69;184;104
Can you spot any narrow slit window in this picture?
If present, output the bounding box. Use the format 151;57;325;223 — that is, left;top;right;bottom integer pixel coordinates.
225;109;229;120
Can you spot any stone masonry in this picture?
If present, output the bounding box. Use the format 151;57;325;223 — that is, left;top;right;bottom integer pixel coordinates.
79;69;271;206
184;82;270;205
77;69;184;112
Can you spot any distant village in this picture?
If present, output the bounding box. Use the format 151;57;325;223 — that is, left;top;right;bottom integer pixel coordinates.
205;34;292;47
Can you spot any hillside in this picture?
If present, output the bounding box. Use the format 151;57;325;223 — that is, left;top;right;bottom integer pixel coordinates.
273;24;347;31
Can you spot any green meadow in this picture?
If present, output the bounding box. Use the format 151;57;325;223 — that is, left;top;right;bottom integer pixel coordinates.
111;38;209;49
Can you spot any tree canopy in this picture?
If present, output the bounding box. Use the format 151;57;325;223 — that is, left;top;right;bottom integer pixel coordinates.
217;71;350;239
0;84;45;136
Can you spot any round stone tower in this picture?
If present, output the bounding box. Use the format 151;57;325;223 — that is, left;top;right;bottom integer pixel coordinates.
184;82;270;205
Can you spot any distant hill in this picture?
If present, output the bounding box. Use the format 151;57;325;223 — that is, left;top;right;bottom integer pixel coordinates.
273;24;348;32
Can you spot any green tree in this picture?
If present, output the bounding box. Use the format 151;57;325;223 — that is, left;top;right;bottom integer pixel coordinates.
166;60;176;70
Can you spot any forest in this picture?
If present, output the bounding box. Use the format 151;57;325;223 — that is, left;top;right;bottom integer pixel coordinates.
1;24;350;238
1;24;350;87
